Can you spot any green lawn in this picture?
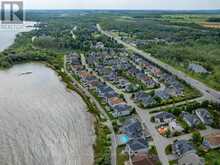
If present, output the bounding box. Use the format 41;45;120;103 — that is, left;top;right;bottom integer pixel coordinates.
204;149;220;165
117;146;129;165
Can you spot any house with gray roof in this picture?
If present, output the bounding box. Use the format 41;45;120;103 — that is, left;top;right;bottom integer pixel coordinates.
155;112;175;124
125;138;148;156
178;152;205;165
195;108;213;125
112;104;132;118
134;91;156;108
155;90;170;100
181;111;201;128
172;140;196;158
188;63;208;74
120;118;143;139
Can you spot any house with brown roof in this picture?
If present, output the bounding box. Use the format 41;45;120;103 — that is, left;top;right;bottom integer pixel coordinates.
131;154;158;165
108;97;126;108
203;132;220;149
79;71;93;79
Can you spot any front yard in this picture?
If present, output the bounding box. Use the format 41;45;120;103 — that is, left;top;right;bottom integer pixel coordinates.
117;145;129;165
204;149;220;165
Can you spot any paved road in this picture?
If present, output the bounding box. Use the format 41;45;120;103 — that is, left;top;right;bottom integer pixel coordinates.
147;96;205;113
64;55;117;165
97;24;220;104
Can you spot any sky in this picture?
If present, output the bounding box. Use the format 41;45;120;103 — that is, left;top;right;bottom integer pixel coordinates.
18;0;220;10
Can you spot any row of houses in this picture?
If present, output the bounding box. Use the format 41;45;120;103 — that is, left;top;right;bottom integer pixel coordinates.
87;51;158;90
133;87;183;108
69;51;158;164
96;83;133;117
181;108;213;128
69;52;133;118
153;108;213;136
127;66;158;88
154;108;213;127
130;54;184;98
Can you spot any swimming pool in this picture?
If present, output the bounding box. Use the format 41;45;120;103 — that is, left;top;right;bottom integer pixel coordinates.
118;134;130;144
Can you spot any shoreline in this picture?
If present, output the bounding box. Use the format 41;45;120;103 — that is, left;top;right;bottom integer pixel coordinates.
0;62;96;165
0;21;37;52
0;23;97;164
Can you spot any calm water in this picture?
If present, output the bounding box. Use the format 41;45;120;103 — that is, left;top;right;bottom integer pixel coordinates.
0;22;36;52
0;63;94;165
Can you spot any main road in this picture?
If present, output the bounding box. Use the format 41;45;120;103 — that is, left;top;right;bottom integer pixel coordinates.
97;24;220;104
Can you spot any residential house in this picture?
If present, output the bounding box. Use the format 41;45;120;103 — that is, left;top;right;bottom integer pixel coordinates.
88;80;102;90
120;118;143;139
181;111;201;128
165;86;183;97
134;91;156;108
70;57;81;65
172;140;196;158
131;154;158;165
112;104;132;118
118;78;130;89
97;66;112;76
195;108;213;125
108;97;126;108
178;152;205;165
96;84;116;99
79;71;93;81
104;72;117;82
104;91;118;102
188;63;208;74
155;90;170;100
125;84;139;93
125;138;148;156
154;112;175;124
169;120;184;134
203;133;220;149
94;42;105;49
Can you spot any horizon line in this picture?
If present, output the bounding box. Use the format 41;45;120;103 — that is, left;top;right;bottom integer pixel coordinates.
23;8;220;11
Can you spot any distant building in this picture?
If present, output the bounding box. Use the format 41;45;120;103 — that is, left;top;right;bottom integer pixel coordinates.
188;63;208;74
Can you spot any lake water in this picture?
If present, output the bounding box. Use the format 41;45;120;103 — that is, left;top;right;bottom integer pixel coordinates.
0;63;94;165
0;22;36;52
